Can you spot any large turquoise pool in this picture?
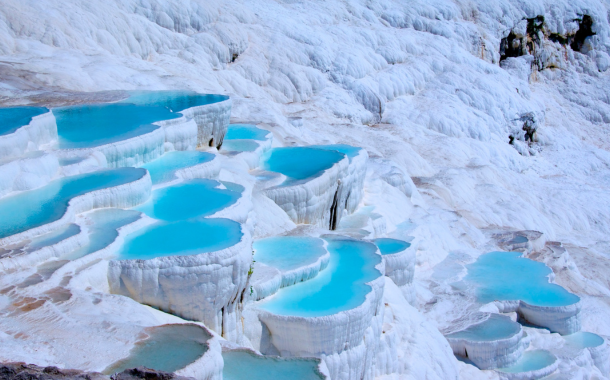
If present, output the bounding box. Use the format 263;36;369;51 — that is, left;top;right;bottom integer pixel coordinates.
262;147;345;182
446;314;521;342
222;350;324;380
135;179;242;221
253;236;327;272
259;236;381;317
0;168;146;239
121;90;228;112
141;151;215;185
104;324;209;374
0;106;49;135
225;124;270;141
117;219;242;260
373;238;411;255
464;251;580;307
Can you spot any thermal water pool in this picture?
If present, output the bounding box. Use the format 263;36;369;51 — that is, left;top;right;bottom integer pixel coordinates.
463;251;580;307
253;236;327;273
135;179;242;221
0;107;49;135
103;324;209;374
564;332;605;348
120;91;228;112
222;350;324;380
446;314;521;342
141;151;215;185
224;124;270;141
63;209;142;260
259;236;381;317
54;103;179;149
497;350;557;374
310;144;362;162
0;168;146;239
262;147;345;183
222;140;260;152
373;238;411;255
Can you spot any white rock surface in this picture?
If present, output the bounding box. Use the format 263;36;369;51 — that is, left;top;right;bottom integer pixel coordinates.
0;110;57;160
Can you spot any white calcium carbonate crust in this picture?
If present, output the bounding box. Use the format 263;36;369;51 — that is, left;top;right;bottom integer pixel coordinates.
0;111;57;160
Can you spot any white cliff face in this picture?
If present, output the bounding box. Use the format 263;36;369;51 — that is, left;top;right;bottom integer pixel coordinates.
180;99;232;149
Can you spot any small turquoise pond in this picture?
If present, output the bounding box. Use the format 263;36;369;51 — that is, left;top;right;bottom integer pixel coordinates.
253;236;327;272
262;147;345;182
121;90;228;112
564;332;604;348
464;251;580;307
136;179;242;222
225;124;270;141
55;103;179;149
117;219;242;260
0;106;48;135
222;351;323;380
446;314;521;342
104;324;209;374
497;350;556;373
141;151;215;185
373;238;411;255
310;144;362;162
0;168;146;239
27;224;81;252
259;236;381;317
222;140;260;152
64;209;141;260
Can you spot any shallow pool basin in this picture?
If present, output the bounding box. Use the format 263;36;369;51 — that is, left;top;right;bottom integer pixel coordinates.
373;238;411;255
261;147;345;183
225;124;270;141
222;350;324;380
141;151;215;185
0;106;49;136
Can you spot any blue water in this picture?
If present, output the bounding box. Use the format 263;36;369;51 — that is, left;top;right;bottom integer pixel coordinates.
564;332;604;348
0;106;48;135
104;324;209;374
0;168;146;239
464;251;580;307
27;224;81;252
254;236;327;272
117;219;242;260
222;140;260;152
262;147;345;182
373;238;411;255
225;124;270;141
54;103;178;149
141;151;215;185
310;144;362;162
446;314;521;342
121;91;228;111
64;209;142;260
497;350;556;373
259;236;381;317
58;156;86;166
136;179;242;221
222;351;323;380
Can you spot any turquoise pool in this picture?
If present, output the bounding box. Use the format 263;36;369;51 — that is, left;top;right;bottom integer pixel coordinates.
222;140;260;152
104;324;209;374
135;179;242;222
225;124;270;141
117;219;242;260
0;106;48;135
121;91;228;112
64;209;142;260
262;147;345;182
222;350;323;380
446;314;521;342
497;350;556;373
259;236;381;317
0;168;146;239
310;144;362;162
373;238;411;255
141;151;215;185
464;251;580;307
253;236;326;272
564;332;604;348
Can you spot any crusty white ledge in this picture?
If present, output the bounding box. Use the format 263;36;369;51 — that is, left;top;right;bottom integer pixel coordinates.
180;98;232;149
0;110;57;160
